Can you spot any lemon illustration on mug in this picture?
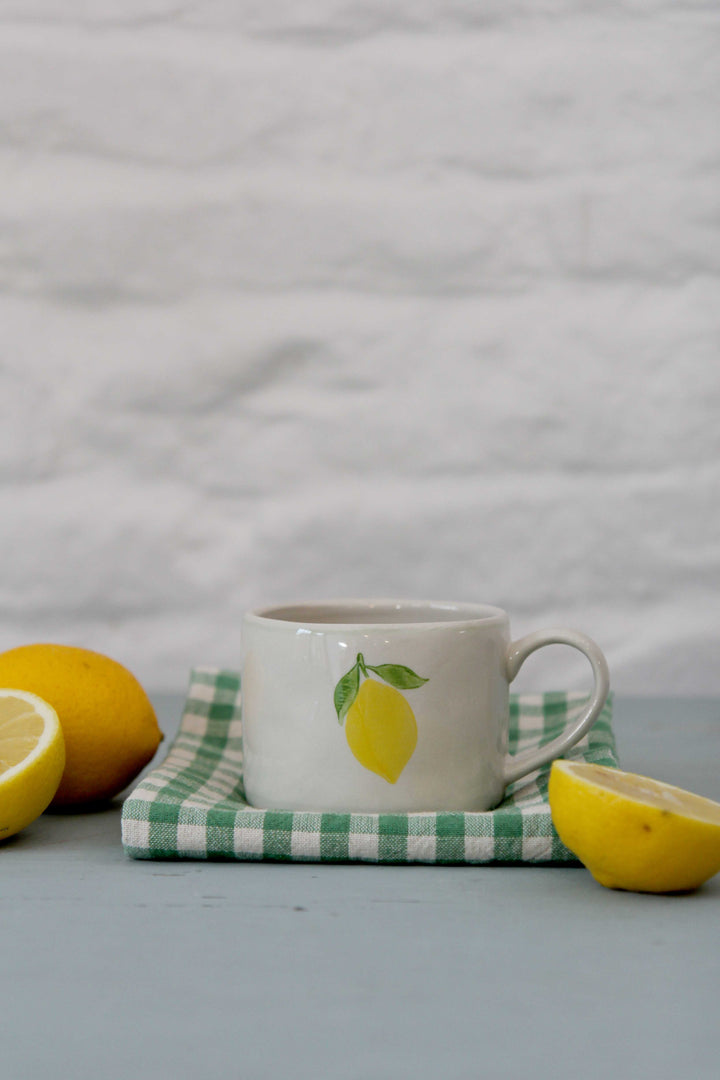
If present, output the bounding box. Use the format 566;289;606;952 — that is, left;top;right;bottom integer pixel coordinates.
333;654;429;783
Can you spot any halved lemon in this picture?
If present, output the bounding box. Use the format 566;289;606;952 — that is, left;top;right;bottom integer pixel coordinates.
549;760;720;893
0;689;65;842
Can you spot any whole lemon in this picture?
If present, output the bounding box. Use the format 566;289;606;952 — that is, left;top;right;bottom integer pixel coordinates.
345;678;417;784
0;644;162;806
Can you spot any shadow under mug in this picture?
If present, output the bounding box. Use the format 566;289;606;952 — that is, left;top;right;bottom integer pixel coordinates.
240;599;610;813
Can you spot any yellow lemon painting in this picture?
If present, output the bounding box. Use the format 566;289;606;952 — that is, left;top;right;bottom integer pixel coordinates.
334;654;428;783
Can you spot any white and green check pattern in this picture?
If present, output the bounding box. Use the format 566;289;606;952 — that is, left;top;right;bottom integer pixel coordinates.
121;668;617;864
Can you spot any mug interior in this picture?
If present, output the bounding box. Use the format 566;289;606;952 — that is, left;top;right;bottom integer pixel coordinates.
248;599;506;627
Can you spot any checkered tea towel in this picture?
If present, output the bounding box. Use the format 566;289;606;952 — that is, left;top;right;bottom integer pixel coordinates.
121;668;617;864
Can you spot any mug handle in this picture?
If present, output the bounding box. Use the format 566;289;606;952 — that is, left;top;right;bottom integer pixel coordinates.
503;628;610;787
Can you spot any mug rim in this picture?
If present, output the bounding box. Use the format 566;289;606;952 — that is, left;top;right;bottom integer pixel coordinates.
245;598;508;630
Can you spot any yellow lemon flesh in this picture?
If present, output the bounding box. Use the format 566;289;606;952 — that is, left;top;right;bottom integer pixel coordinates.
0;644;162;807
549;760;720;893
345;678;417;784
0;689;65;841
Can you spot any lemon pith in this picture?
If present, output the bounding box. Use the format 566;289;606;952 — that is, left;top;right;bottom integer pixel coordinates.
0;644;162;806
549;761;720;893
345;679;418;784
0;689;65;841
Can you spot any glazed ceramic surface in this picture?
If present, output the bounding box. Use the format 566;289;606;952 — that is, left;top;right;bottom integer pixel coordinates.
241;600;610;813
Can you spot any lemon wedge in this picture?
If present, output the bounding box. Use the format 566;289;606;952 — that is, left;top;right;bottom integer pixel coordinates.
549;760;720;893
0;689;65;842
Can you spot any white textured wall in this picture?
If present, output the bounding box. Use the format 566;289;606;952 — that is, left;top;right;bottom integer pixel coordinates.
1;2;719;694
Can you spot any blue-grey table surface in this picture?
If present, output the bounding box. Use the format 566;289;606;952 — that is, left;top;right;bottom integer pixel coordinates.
3;695;719;1080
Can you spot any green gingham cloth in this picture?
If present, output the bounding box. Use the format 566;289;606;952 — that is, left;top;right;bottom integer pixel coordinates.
121;668;617;864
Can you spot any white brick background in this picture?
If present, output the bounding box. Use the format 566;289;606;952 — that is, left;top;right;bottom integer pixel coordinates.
1;2;719;695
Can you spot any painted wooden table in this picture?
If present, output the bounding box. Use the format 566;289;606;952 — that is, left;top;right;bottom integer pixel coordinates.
3;696;719;1080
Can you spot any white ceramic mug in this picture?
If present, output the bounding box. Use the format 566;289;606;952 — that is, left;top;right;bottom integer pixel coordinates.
241;600;610;813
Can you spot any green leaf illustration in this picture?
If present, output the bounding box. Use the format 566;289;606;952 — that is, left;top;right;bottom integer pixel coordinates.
365;663;429;690
334;661;360;723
